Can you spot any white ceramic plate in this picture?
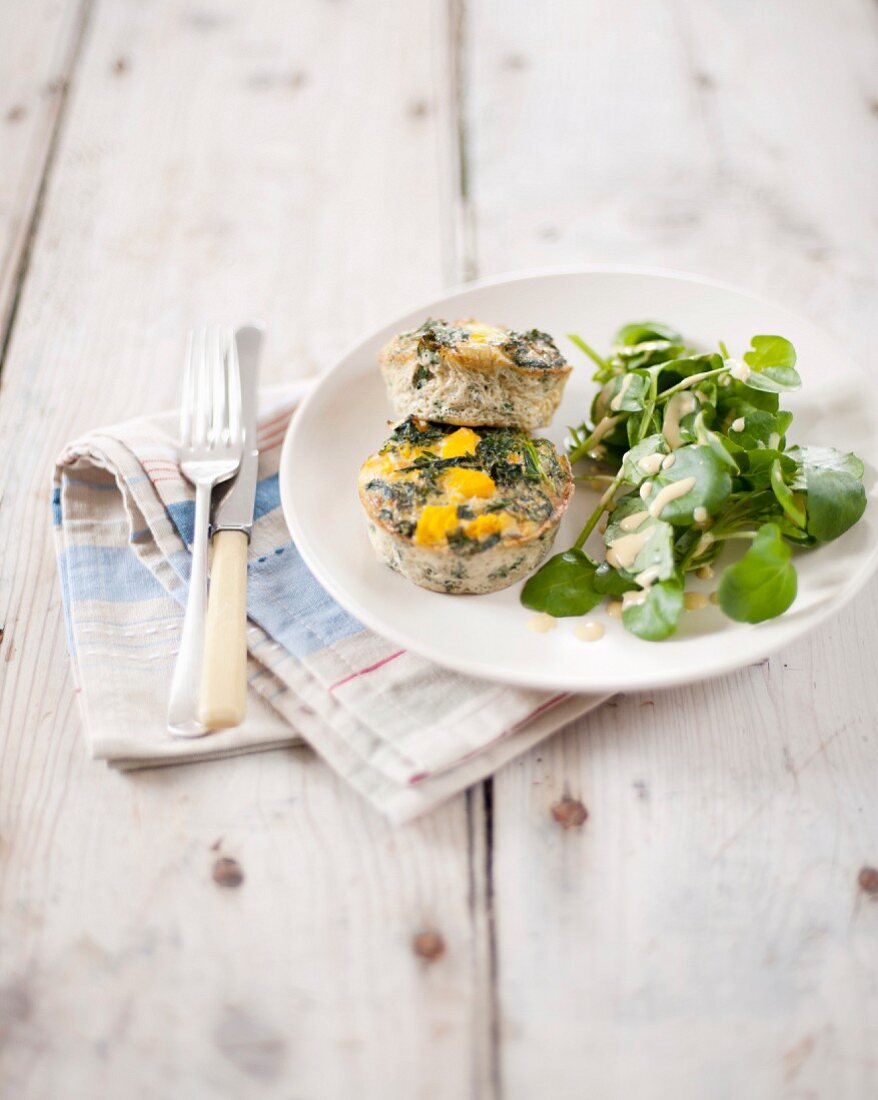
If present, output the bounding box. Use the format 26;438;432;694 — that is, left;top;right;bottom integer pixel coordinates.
280;267;878;692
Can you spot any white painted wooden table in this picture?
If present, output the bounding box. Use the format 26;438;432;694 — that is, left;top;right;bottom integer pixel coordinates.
2;1;877;1096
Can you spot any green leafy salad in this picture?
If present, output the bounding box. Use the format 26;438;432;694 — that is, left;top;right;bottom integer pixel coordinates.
520;321;868;640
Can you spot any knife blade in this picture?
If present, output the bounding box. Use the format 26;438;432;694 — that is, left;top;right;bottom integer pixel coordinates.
198;322;263;731
212;323;263;535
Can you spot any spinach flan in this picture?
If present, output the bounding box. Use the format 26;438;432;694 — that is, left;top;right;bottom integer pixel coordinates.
358;417;573;594
379;319;572;430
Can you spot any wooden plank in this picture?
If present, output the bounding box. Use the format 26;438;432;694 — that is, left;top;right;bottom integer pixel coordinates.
0;0;88;351
463;0;878;1095
0;2;490;1097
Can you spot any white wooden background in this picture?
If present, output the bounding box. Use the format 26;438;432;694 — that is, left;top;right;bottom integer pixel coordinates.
1;0;877;1096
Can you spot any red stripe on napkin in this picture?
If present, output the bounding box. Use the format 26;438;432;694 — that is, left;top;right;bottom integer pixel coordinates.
329;650;405;692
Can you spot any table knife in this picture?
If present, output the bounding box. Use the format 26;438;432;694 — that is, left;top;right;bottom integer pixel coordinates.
199;322;263;729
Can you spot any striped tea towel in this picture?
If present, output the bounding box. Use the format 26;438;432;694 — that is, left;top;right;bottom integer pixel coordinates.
53;384;607;823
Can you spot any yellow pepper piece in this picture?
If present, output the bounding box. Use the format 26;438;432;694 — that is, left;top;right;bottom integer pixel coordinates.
413;504;460;546
440;427;481;459
465;512;509;540
362;453;395;478
442;467;495;500
464;323;502;345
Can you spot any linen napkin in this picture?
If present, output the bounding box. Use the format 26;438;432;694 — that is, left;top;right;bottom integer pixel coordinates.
53;384;607;823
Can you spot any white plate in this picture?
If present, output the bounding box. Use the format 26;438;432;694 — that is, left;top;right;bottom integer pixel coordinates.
280;267;878;692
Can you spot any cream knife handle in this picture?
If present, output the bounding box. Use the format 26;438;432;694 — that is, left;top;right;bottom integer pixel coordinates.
200;529;249;729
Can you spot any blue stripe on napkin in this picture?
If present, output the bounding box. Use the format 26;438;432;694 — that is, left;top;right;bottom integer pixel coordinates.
246;541;362;658
58;545;169;603
167;474;282;546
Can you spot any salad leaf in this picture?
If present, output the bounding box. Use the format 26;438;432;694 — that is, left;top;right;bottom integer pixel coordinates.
593;561;639;596
523;322;866;641
614;321;683;347
786;446;866;541
770;458;807;529
622;578;684;641
520;550;602;617
643;444;732;525
804;469;866;542
786;445;864;480
718;524;797;622
742;335;801;392
621;434;669;486
604;496;675;582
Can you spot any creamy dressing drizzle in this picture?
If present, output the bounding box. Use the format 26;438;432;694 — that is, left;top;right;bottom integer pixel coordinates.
606;528;652;570
610;373;634;411
648;476;696;519
635;564;662;588
618;510;650;532
731;416;746;432
589;415;622;446
527;612;556;634
638;453;664;476
606;600;624;619
728;358;751;381
622;590;646;608
662;392;697;450
639;481;654;501
684;591;710;611
661;453;676;470
693;506;708;524
696;564;714;581
575;621;605;642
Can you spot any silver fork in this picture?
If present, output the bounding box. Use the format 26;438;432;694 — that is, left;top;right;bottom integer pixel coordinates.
167;327;243;737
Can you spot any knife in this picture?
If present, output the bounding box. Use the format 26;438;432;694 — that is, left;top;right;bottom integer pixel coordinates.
199;322;263;729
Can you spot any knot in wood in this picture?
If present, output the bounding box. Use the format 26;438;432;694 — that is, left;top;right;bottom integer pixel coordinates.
412;930;445;962
212;856;244;888
551;797;588;829
858;866;878;895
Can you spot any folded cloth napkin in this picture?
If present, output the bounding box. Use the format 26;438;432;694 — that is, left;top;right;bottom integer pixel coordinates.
53;385;607;822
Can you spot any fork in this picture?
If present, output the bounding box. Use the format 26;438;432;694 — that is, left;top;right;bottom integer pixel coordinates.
167;327;243;737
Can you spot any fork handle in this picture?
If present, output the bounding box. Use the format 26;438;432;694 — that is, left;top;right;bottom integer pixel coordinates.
200;530;248;728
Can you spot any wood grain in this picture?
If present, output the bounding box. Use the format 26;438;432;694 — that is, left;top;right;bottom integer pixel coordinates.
2;0;878;1095
0;0;88;351
463;0;878;1095
0;1;489;1096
